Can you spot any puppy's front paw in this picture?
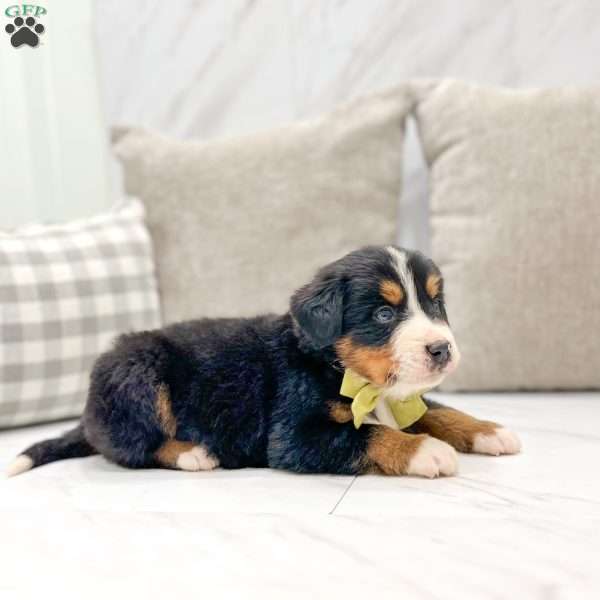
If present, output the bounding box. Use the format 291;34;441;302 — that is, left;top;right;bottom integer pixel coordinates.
407;436;458;478
472;427;521;456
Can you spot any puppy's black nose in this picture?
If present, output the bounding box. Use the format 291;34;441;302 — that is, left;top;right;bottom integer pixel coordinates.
426;341;451;367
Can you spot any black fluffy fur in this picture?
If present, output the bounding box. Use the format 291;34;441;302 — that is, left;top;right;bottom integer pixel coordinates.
18;246;447;475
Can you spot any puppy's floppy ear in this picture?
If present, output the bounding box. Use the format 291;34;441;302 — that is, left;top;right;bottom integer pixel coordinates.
290;276;345;350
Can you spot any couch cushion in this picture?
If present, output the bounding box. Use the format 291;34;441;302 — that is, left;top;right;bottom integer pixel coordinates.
412;79;600;390
112;87;412;322
0;200;161;427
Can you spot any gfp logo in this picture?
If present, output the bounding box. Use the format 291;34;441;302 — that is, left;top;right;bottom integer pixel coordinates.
4;4;46;48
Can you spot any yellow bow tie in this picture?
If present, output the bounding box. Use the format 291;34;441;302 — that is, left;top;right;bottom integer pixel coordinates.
339;369;428;429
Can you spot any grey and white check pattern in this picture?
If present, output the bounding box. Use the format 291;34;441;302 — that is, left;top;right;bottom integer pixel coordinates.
0;199;161;428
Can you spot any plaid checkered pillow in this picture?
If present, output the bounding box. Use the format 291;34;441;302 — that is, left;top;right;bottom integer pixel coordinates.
0;199;161;428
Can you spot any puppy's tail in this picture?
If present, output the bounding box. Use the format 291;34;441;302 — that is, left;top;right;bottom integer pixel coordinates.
5;423;98;478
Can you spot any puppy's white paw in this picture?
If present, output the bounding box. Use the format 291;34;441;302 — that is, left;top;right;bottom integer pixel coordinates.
176;445;219;471
407;437;459;478
473;427;521;456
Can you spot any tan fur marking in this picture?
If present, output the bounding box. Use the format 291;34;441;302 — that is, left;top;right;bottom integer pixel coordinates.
414;408;498;452
336;337;395;385
380;279;404;305
366;427;427;475
156;384;176;438
425;273;441;299
328;401;353;424
155;440;196;467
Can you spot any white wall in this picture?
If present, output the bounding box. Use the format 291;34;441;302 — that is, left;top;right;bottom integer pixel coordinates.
4;1;599;237
96;1;600;137
0;0;112;227
94;0;600;252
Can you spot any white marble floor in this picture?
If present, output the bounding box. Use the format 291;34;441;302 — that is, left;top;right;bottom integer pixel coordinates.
1;392;599;599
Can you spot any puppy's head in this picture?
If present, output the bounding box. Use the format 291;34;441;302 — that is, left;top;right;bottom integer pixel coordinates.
291;246;460;395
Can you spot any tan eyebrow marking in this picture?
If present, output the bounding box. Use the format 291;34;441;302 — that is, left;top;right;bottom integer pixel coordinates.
425;273;442;299
380;279;404;305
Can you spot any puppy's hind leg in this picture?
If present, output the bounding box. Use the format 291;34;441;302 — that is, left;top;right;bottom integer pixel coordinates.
155;441;219;472
85;331;217;471
153;381;219;471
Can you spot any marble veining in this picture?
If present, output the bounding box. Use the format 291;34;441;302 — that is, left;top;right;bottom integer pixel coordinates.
1;392;599;598
94;1;600;252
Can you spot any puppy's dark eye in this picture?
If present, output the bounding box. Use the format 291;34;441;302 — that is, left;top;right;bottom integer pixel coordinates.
374;306;395;324
430;295;444;317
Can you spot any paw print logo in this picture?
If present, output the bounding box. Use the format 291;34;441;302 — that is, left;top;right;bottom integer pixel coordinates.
5;16;45;48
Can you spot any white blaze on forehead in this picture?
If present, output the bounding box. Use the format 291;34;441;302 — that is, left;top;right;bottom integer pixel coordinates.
384;246;459;394
385;245;456;340
386;246;420;314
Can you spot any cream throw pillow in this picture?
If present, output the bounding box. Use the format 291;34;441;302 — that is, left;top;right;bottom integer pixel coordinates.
413;80;600;390
113;87;412;323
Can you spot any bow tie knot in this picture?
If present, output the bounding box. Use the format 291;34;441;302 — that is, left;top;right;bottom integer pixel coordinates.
339;369;428;429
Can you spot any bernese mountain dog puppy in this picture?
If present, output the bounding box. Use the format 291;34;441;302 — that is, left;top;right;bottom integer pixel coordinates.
8;246;520;479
